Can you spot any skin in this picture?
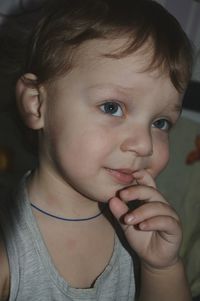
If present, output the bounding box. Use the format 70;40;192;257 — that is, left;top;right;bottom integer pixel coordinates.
29;39;182;214
1;38;191;300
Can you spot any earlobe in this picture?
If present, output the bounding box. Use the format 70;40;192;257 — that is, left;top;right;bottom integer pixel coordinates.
16;73;45;130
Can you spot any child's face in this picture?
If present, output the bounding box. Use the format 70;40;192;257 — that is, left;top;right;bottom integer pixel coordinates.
40;39;182;202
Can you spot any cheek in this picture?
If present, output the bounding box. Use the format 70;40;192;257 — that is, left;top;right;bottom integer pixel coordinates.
58;126;113;170
151;136;170;177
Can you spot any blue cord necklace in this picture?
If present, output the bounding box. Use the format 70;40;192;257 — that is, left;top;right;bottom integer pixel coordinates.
30;202;106;222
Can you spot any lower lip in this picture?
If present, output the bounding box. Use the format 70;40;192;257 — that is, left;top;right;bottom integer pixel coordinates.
106;168;134;185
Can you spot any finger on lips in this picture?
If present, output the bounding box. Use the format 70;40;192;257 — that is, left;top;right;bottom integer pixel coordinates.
110;169;179;231
132;169;157;188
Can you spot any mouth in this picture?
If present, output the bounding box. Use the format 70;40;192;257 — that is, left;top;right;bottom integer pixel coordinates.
105;168;136;185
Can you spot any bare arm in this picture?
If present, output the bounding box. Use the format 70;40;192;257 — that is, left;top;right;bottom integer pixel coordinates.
0;242;10;301
138;259;192;301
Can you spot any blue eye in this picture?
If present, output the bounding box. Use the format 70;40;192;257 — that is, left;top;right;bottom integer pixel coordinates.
152;119;172;131
100;102;123;117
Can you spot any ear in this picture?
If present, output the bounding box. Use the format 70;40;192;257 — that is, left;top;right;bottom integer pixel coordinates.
16;73;46;130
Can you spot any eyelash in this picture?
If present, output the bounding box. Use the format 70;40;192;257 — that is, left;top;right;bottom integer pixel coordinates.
99;101;173;132
99;101;123;117
152;119;173;132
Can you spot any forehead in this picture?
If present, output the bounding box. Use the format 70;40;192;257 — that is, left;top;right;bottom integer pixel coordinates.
74;38;154;74
49;38;181;108
70;38;180;98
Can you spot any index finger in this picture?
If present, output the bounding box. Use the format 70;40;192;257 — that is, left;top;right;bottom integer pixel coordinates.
133;169;157;188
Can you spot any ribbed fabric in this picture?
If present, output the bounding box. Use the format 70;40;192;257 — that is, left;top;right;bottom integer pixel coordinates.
3;174;136;300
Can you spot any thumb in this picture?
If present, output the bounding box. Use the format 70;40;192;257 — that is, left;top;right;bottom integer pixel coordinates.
109;197;129;230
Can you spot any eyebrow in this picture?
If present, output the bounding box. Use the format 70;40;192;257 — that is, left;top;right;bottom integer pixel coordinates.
88;84;125;93
173;104;182;114
87;83;142;101
165;103;182;119
88;84;183;114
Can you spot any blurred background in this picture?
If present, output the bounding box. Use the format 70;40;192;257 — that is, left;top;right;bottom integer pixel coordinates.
0;0;200;299
158;0;200;83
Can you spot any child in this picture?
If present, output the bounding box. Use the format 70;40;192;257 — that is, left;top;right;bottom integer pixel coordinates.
0;0;193;300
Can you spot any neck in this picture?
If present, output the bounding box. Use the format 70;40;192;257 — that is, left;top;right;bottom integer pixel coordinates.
27;167;101;219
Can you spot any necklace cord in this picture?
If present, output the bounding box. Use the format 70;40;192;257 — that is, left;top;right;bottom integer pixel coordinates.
30;203;106;222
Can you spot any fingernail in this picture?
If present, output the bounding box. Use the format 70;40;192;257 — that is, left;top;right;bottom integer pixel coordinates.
139;223;146;230
126;215;135;223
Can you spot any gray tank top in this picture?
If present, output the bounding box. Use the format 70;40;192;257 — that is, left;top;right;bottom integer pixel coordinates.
3;175;136;300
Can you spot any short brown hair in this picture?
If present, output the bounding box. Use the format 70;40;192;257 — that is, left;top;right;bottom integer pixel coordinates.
24;0;193;92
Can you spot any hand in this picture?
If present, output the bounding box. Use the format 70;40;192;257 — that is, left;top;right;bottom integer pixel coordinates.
109;169;182;270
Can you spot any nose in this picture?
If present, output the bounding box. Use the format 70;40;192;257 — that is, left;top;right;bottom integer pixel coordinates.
120;125;153;157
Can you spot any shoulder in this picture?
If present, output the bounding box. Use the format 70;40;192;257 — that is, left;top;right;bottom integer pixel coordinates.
0;240;10;301
0;188;11;300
